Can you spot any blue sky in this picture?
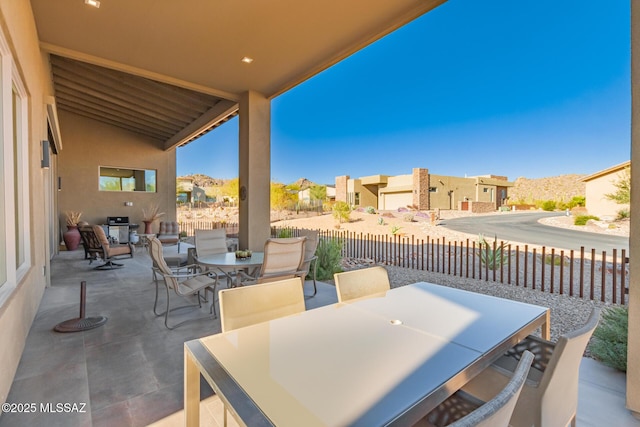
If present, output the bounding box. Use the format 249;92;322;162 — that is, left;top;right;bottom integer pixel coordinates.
177;0;630;186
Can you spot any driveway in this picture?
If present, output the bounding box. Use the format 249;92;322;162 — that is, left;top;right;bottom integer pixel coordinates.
439;212;629;253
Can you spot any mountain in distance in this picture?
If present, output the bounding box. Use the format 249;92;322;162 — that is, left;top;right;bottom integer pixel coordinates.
509;174;586;204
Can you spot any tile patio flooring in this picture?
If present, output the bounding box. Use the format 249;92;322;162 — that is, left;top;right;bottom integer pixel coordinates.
0;247;638;426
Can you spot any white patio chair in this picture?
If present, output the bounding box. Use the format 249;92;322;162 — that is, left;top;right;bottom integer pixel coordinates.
238;237;306;285
333;266;390;302
219;277;306;425
296;229;319;297
461;308;600;427
418;351;535;427
149;237;217;329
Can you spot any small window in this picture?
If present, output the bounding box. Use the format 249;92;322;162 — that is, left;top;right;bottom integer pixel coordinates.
99;167;156;192
354;192;360;205
483;188;488;193
429;187;438;193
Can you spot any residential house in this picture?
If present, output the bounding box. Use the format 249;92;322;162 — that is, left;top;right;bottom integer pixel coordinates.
0;0;639;420
581;161;630;219
336;168;513;211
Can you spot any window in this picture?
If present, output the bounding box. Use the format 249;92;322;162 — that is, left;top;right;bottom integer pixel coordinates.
429;187;438;193
99;167;157;192
0;31;31;297
483;188;488;193
354;192;360;205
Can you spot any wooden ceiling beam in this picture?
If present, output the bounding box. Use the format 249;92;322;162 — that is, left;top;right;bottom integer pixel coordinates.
51;55;221;108
57;101;172;140
55;87;183;133
52;68;199;123
165;100;238;150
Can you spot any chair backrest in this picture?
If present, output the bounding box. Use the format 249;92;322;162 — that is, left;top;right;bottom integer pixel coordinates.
158;221;179;236
450;351;534;427
219;277;306;332
149;237;178;290
297;229;319;271
91;225;111;248
195;228;228;257
79;225;101;250
334;266;390;303
537;308;600;426
258;237;307;282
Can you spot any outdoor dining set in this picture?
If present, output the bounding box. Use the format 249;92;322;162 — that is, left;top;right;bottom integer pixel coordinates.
145;228;600;427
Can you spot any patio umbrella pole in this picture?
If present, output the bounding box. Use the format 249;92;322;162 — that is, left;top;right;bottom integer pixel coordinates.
54;281;108;332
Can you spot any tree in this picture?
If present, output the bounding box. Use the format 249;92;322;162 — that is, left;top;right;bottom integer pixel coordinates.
605;167;631;205
220;178;239;200
332;201;351;223
271;182;297;211
309;185;327;201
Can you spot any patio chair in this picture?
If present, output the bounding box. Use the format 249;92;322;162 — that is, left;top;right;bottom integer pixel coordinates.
333;266;390;302
219;277;306;332
157;221;180;246
418;351;535;427
238;237;307;286
461;308;601;427
78;224;134;270
149;237;217;329
194;228;233;286
218;276;306;426
295;229;319;297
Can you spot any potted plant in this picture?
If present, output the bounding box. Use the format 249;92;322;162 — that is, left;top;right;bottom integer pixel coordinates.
63;210;83;251
142;205;164;234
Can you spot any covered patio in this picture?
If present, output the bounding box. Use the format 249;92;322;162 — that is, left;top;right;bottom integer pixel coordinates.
0;0;639;425
0;249;636;426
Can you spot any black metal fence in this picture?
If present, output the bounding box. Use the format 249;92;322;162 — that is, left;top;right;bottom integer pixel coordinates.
179;221;629;305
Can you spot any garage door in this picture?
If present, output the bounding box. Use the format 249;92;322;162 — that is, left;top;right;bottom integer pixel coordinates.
381;192;413;210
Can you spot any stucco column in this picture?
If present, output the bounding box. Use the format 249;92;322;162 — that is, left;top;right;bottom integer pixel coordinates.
238;90;271;252
629;0;640;417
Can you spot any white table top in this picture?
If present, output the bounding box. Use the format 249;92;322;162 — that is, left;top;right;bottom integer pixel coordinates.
196;251;264;268
186;282;549;426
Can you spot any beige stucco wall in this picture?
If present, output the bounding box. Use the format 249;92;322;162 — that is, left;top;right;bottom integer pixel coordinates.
429;175;479;210
584;170;630;219
57;111;177;235
0;0;53;405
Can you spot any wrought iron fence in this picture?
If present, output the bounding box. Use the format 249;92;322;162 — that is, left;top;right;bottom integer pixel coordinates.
179;221;629;305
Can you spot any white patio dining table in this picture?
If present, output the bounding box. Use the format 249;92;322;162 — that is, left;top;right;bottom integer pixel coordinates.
195;251;264;288
184;282;550;427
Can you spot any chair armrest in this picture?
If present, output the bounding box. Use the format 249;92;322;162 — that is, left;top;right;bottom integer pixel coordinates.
503;334;555;372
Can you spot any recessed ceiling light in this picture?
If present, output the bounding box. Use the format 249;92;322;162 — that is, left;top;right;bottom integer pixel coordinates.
241;57;254;64
84;0;100;8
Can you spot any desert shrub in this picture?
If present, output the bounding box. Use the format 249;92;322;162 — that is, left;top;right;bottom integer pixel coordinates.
397;207;409;213
567;195;586;209
478;234;509;270
364;206;376;214
377;217;385;226
589;306;628;372
414;211;429;219
617;209;630;220
315;238;343;280
543;254;568;266
574;215;599;226
390;225;403;235
276;227;294;238
402;213;415;222
541;200;557;211
332;201;352;223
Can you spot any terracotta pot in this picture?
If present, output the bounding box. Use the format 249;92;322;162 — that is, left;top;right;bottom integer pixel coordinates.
63;225;81;251
143;220;153;234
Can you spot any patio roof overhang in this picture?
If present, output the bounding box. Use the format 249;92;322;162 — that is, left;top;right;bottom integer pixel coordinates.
31;0;446;149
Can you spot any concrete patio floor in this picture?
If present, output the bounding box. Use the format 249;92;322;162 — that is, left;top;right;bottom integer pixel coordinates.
0;246;637;427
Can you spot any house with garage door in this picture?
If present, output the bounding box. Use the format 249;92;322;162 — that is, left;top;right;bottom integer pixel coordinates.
335;168;513;211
